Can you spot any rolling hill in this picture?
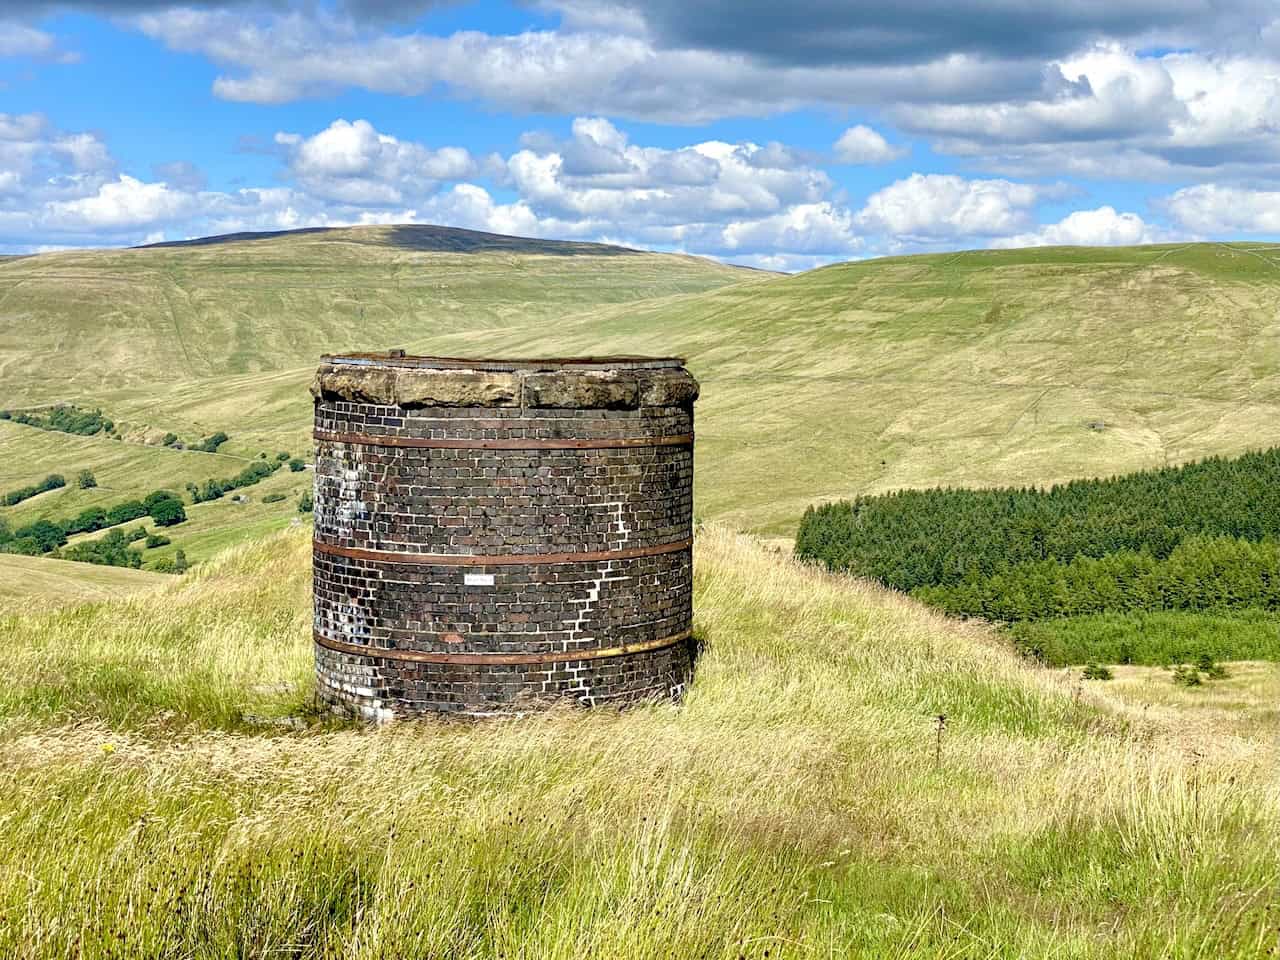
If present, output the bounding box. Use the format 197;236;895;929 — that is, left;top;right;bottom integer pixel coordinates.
0;223;758;397
2;230;1280;577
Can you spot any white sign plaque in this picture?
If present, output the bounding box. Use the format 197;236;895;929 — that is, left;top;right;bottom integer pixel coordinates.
464;573;495;586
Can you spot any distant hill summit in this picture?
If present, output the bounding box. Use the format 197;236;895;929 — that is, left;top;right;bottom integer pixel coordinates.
137;223;645;257
0;223;757;395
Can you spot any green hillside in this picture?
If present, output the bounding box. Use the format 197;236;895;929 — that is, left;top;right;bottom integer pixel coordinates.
3;232;1280;585
0;224;756;397
0;553;166;614
2;525;1276;958
433;242;1280;531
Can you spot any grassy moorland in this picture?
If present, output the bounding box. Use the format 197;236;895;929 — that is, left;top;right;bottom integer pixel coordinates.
1;525;1277;958
4;232;1280;565
0;553;166;615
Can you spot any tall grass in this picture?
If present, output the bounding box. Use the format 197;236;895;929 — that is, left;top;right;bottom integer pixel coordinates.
1;527;1277;958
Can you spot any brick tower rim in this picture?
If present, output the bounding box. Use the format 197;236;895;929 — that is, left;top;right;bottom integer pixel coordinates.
322;352;686;373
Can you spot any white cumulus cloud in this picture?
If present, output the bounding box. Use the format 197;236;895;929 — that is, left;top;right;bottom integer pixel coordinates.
834;125;908;164
1163;184;1280;233
45;175;198;229
855;173;1041;241
277;118;475;206
993;206;1171;248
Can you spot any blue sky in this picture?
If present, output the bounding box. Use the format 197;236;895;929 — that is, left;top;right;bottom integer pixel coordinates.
3;0;1280;267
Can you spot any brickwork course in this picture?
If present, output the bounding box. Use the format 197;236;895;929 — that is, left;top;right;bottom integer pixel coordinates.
311;353;699;719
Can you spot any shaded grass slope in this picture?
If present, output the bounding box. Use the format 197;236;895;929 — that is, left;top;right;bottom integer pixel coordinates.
1;527;1277;957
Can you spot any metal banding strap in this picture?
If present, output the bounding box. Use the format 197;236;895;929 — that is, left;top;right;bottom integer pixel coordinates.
314;428;693;450
313;536;692;566
313;628;692;665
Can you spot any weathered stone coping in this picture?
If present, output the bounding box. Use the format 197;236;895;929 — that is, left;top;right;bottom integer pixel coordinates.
311;353;699;410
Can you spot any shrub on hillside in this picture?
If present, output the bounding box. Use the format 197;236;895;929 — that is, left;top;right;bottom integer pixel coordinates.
151;549;190;574
7;536;42;556
298;491;313;513
143;490;179;511
63;506;108;536
193;431;229;453
288;458;305;472
3;474;66;507
149;498;187;526
261;493;286;504
191;459;282;503
62;529;142;569
76;469;97;489
8;405;110;436
13;519;67;553
1081;663;1113;680
1195;653;1228;680
144;533;171;548
105;500;147;527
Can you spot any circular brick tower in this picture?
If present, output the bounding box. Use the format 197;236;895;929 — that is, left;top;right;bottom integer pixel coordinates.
310;352;698;718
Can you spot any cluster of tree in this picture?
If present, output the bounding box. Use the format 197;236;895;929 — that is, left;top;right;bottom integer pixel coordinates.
61;528;144;568
0;405;113;436
0;490;187;556
2;474;65;507
914;536;1280;622
275;451;308;472
186;459;281;503
153;550;188;574
193;431;229;453
795;448;1280;592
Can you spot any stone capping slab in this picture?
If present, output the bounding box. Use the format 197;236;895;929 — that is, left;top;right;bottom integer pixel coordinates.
311;353;699;410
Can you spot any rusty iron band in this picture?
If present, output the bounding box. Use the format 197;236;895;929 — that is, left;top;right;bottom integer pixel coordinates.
314;428;692;450
314;628;692;665
313;536;692;567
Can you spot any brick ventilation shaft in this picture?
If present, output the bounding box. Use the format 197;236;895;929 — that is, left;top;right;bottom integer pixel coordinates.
311;353;698;719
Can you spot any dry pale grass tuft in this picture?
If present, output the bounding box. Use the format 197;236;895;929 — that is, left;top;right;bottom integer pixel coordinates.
0;524;1276;958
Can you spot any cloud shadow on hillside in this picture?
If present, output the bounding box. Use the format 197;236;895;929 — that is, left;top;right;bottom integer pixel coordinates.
139;224;644;257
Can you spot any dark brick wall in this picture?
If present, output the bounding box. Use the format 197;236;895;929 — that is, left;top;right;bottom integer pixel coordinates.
313;361;696;719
